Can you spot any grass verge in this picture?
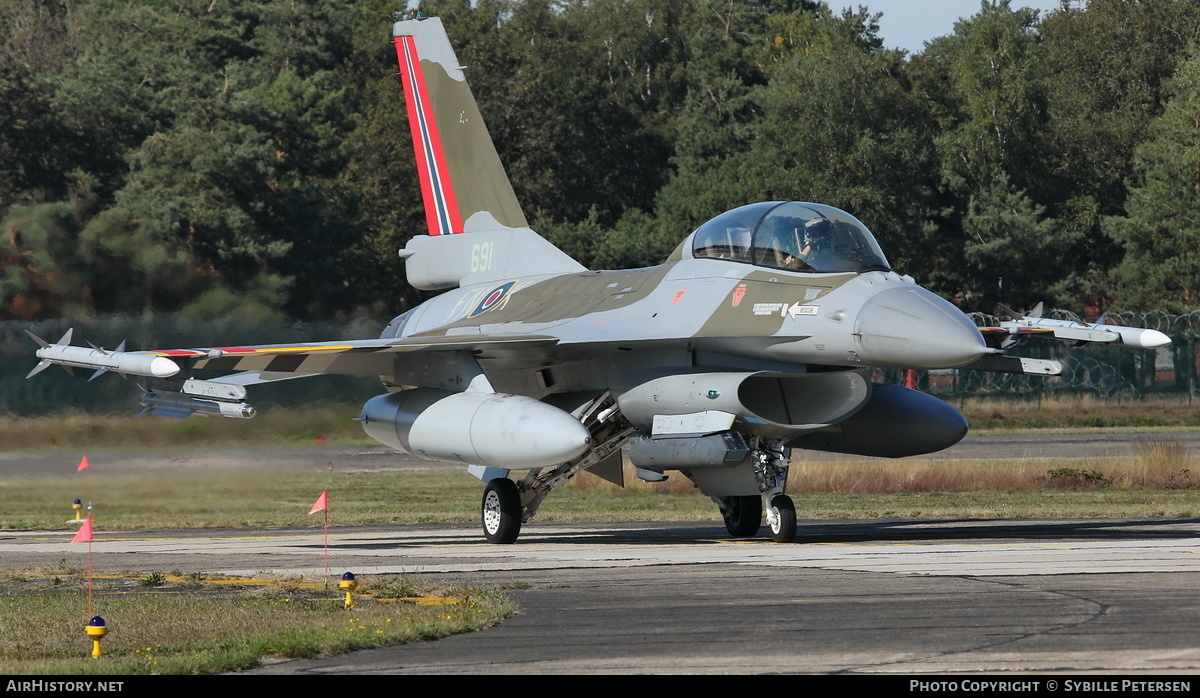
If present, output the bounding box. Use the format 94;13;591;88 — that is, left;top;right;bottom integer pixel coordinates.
3;441;1200;530
0;571;515;675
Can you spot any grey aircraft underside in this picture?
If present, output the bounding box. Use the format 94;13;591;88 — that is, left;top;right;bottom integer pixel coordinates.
28;15;1170;544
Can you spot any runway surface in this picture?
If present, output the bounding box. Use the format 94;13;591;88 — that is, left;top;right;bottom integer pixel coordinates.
3;518;1200;674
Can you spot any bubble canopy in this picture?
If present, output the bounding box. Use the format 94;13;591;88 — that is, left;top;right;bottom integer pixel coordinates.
690;202;891;274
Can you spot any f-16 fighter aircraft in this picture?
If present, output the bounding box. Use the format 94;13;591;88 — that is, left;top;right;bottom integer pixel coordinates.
29;16;1170;544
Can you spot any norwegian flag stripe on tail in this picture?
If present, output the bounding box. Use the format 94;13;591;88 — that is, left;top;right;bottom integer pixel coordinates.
395;35;462;236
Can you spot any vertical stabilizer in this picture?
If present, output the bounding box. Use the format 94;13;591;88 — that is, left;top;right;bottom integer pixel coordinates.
392;16;586;290
394;16;528;235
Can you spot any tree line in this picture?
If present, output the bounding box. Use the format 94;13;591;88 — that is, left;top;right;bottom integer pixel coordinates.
1;0;1198;324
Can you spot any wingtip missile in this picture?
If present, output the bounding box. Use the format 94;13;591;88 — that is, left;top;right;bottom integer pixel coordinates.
1127;327;1171;349
995;304;1172;349
27;330;180;380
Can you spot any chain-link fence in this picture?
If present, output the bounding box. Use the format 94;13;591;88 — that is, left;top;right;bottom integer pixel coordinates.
1;310;1196;416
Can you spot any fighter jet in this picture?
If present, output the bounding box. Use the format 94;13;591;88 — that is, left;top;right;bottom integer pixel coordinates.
29;16;1170;544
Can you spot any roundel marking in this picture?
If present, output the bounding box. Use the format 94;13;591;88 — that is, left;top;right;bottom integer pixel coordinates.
468;281;517;318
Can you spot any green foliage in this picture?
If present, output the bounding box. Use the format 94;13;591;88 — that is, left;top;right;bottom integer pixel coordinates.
140;571;167;587
0;203;91;318
0;0;1199;320
960;174;1077;310
1106;47;1200;312
922;1;1048;192
749;39;937;276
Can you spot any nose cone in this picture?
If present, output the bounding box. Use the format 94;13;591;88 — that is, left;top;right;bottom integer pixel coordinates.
855;287;987;369
1138;329;1171;349
149;356;181;378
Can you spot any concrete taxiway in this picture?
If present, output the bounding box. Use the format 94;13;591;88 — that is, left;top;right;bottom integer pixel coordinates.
3;518;1200;673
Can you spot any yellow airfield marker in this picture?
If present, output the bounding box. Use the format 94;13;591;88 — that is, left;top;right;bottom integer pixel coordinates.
339;572;358;609
86;616;107;659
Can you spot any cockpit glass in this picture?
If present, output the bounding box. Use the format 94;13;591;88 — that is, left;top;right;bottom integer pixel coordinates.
691;201;891;273
689;205;758;261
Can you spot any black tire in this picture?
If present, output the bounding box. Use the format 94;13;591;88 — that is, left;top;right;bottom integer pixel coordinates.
768;494;797;543
481;478;522;544
722;495;762;537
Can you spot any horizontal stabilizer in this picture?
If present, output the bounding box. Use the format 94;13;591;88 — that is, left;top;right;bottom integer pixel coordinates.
400;228;586;290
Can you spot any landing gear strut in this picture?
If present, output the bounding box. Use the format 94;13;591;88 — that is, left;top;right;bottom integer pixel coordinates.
478;392;635;544
753;438;796;543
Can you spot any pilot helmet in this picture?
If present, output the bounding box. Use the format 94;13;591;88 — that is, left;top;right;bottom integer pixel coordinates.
803;217;832;248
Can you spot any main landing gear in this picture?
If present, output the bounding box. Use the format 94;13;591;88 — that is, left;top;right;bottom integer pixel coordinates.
717;492;795;543
478;392;635;544
754;438;796;543
715;437;797;543
720;495;762;537
482;478;522;544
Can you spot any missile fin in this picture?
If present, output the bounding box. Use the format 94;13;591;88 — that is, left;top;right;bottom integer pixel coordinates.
25;360;52;379
24;330;49;349
56;328;73;346
88;368;108;382
61;364;75;377
996;303;1023;322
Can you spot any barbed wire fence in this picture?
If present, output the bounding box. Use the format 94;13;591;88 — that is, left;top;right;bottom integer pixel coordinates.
877;310;1200;403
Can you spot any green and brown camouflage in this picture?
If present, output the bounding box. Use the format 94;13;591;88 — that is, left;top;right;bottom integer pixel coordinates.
26;15;1169;545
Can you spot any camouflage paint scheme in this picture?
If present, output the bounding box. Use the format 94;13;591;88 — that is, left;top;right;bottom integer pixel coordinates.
34;16;1167;544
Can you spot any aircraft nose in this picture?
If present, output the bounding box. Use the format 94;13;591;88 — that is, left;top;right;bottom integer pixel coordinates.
855;286;988;369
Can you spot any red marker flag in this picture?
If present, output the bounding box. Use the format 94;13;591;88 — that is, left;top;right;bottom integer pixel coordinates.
71;517;93;544
77;456;90;472
308;491;328;515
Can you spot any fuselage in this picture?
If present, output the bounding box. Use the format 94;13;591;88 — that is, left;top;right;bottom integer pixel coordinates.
390;259;989;389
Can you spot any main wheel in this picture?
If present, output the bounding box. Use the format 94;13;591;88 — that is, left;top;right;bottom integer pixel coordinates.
767;494;796;543
721;495;762;537
481;478;522;544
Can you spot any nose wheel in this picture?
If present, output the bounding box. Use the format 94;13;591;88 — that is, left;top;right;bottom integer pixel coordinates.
482;478;522;544
766;494;796;543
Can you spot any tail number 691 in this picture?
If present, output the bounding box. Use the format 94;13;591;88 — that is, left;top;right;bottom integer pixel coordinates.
470;242;494;273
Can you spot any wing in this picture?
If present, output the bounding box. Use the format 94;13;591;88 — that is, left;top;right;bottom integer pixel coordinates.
27;330;560;418
149;334;559;378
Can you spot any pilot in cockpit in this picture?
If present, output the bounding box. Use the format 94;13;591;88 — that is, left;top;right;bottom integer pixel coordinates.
799;217;833;270
755;218;805;270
